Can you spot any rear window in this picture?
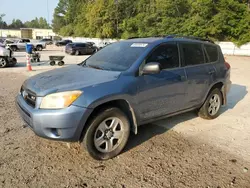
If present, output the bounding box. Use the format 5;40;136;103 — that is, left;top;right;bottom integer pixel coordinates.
204;45;218;62
182;43;204;66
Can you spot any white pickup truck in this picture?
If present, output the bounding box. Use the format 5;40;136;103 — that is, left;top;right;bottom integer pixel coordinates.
7;39;46;51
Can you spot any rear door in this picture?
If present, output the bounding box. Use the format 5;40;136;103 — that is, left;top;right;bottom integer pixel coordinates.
18;39;28;50
79;43;87;54
180;42;216;108
136;42;188;121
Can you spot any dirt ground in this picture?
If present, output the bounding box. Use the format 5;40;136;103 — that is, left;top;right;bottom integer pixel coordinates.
0;52;250;187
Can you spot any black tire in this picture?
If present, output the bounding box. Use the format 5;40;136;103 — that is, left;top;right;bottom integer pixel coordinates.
36;45;42;51
198;88;222;120
37;58;40;62
58;61;64;66
11;46;17;51
0;57;8;68
9;58;17;67
75;50;80;56
50;61;56;66
82;107;130;160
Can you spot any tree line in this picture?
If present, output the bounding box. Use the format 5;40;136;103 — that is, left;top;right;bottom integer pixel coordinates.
0;14;50;29
52;0;250;45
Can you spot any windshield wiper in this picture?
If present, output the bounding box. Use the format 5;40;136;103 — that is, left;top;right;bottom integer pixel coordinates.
86;65;104;70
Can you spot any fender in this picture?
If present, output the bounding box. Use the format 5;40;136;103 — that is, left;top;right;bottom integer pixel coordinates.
87;96;139;134
202;81;226;106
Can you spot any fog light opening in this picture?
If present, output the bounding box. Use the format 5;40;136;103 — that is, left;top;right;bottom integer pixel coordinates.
51;128;62;137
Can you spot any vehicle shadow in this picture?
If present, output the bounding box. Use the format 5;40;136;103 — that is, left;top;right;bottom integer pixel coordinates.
124;84;247;153
221;84;247;113
124;112;197;153
15;61;50;67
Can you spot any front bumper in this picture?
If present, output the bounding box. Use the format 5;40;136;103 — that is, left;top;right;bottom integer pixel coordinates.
16;94;92;142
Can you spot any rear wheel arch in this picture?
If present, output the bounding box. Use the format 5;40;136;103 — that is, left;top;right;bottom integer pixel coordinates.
207;82;225;105
80;99;138;141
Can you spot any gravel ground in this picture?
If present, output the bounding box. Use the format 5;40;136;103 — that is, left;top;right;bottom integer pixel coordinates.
0;50;250;187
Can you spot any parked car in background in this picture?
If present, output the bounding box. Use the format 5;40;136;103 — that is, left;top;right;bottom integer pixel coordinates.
16;35;231;160
0;45;17;68
7;38;46;51
55;40;72;46
40;38;53;45
86;42;96;46
98;41;112;49
65;42;98;55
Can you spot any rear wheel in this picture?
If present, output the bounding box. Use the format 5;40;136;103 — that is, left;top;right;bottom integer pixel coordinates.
9;58;17;67
75;50;80;55
82;107;130;160
0;57;8;68
58;61;64;66
36;45;42;51
198;88;222;119
11;46;17;51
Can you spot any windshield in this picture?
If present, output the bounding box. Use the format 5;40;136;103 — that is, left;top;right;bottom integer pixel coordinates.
85;41;148;71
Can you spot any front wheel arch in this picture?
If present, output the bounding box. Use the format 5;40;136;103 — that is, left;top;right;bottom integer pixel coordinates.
79;99;138;142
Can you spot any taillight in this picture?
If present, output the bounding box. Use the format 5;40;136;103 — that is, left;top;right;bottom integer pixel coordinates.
224;57;230;69
225;61;231;69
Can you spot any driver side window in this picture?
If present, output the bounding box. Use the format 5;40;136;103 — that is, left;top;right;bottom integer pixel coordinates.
146;43;180;69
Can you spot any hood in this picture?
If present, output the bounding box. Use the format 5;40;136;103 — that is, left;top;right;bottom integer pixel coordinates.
23;65;121;96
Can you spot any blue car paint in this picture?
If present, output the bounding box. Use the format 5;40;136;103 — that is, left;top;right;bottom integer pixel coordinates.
16;37;231;142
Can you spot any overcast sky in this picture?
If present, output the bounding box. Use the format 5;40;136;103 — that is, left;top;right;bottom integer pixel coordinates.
0;0;59;24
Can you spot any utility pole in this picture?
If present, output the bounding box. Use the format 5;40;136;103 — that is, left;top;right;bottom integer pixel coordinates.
115;0;119;37
47;0;50;26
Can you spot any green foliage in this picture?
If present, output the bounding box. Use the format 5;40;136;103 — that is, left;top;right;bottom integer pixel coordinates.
53;0;250;45
9;19;25;29
0;14;8;29
24;17;50;29
0;14;50;29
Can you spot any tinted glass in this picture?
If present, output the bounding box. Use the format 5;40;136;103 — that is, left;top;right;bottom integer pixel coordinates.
204;45;218;62
85;42;148;71
79;43;86;47
146;44;179;69
182;43;204;66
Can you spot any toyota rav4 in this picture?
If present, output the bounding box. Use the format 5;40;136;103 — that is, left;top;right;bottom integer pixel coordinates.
16;36;231;160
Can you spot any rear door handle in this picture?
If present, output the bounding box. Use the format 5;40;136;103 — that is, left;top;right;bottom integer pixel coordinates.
180;75;186;81
208;70;215;75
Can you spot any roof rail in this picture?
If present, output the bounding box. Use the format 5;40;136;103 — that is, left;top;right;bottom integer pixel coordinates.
165;34;214;43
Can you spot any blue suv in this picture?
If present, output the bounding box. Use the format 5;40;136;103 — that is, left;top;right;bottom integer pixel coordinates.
16;36;231;160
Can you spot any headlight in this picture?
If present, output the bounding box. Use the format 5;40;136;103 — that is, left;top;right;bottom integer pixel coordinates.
40;91;82;109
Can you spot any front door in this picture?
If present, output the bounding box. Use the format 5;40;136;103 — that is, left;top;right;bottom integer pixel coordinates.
136;42;188;121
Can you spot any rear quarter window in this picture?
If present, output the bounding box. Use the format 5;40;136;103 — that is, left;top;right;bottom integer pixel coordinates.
204;45;219;62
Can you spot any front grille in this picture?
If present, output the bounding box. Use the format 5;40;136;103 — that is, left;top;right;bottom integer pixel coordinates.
21;87;36;108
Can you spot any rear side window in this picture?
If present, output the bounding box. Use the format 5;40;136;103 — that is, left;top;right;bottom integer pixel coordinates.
204;45;218;62
181;43;204;66
146;43;179;69
80;43;86;47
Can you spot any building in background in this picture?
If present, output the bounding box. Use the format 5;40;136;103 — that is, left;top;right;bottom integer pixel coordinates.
0;28;57;40
0;29;21;38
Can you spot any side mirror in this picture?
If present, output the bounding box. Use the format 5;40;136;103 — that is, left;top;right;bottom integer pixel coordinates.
142;62;161;75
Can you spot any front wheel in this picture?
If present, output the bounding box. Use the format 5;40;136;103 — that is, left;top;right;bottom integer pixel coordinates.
198;88;222;119
82;108;130;160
